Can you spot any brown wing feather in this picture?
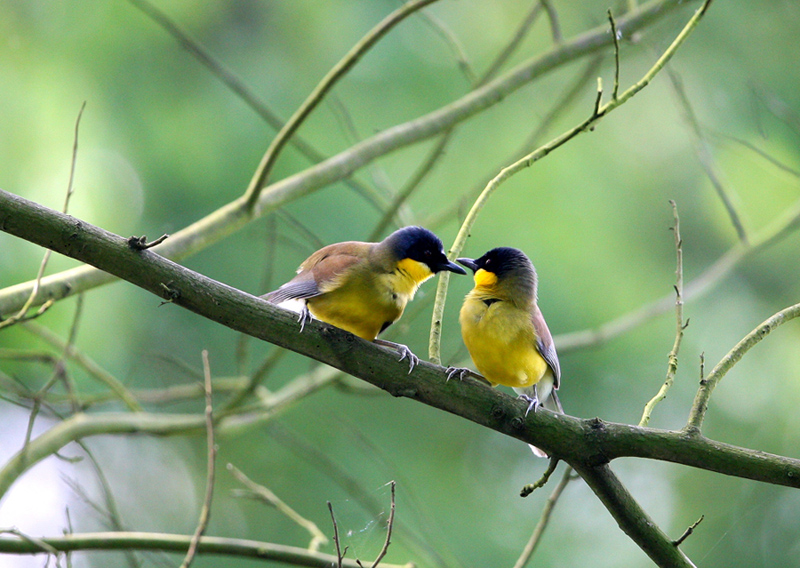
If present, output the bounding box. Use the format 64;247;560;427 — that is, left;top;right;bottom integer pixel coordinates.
531;305;561;389
265;242;371;303
297;241;371;272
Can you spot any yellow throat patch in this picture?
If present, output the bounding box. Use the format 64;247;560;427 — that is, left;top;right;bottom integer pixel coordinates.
396;258;434;287
474;268;497;289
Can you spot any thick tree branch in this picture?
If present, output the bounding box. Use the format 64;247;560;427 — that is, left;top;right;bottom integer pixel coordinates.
575;463;695;568
2;188;799;498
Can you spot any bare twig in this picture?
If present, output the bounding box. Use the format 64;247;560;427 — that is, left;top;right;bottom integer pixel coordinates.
640;201;684;426
608;10;620;101
686;300;800;430
370;481;397;568
0;102;85;329
520;458;560;497
179;349;216;568
0;527;61;561
539;0;562;43
513;466;574;568
673;515;704;546
416;10;477;86
0;531;412;568
328;502;347;568
21;322;141;411
228;464;328;552
666;64;748;243
126;234;169;250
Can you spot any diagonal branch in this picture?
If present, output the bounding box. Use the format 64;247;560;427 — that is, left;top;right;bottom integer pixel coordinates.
686;301;800;430
575;463;695;568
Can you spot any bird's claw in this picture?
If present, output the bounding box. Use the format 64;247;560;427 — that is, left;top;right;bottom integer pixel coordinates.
395;344;419;374
518;394;540;416
445;367;470;383
297;305;313;332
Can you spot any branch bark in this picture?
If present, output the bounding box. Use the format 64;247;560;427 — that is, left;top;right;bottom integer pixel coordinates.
2;187;799;497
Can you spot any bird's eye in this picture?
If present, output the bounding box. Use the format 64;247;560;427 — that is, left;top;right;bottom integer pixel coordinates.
424;250;432;257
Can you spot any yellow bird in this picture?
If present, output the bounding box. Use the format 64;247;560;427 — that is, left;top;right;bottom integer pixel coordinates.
455;247;562;457
265;226;466;369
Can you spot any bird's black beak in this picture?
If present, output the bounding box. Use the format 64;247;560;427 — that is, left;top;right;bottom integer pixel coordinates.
457;257;479;273
438;259;467;275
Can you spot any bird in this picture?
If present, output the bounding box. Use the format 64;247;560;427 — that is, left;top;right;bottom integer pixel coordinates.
264;226;466;371
452;246;562;457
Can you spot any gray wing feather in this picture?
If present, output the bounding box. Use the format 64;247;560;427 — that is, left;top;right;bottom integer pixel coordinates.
532;306;561;389
263;280;321;304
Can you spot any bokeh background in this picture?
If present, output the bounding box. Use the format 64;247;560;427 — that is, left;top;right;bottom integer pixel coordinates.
2;1;800;567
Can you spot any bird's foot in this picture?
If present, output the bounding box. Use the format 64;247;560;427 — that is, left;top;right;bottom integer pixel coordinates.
297;305;313;332
374;339;419;374
518;393;540;416
445;367;471;383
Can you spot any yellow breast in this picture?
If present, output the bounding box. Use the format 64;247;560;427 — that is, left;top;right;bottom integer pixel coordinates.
459;295;548;389
307;258;432;341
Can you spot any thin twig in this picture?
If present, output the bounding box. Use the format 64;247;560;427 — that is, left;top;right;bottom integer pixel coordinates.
686;300;800;431
481;1;543;81
416;10;477;86
666;64;748;243
608;10;620;101
639;201;684;426
328;502;346;568
179;349;216;568
370;480;397;568
0;102;85;330
513;466;573;568
0;527;61;560
21;322;141;411
126;234;169;250
228;464;328;552
56;294;85;413
0;531;412;568
539;0;562;43
673;515;704;546
520;457;560;497
243;0;443;209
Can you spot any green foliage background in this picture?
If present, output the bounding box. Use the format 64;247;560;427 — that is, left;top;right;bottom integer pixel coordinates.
1;1;800;567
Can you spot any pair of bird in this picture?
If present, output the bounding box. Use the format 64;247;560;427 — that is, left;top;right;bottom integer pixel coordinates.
265;226;561;457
